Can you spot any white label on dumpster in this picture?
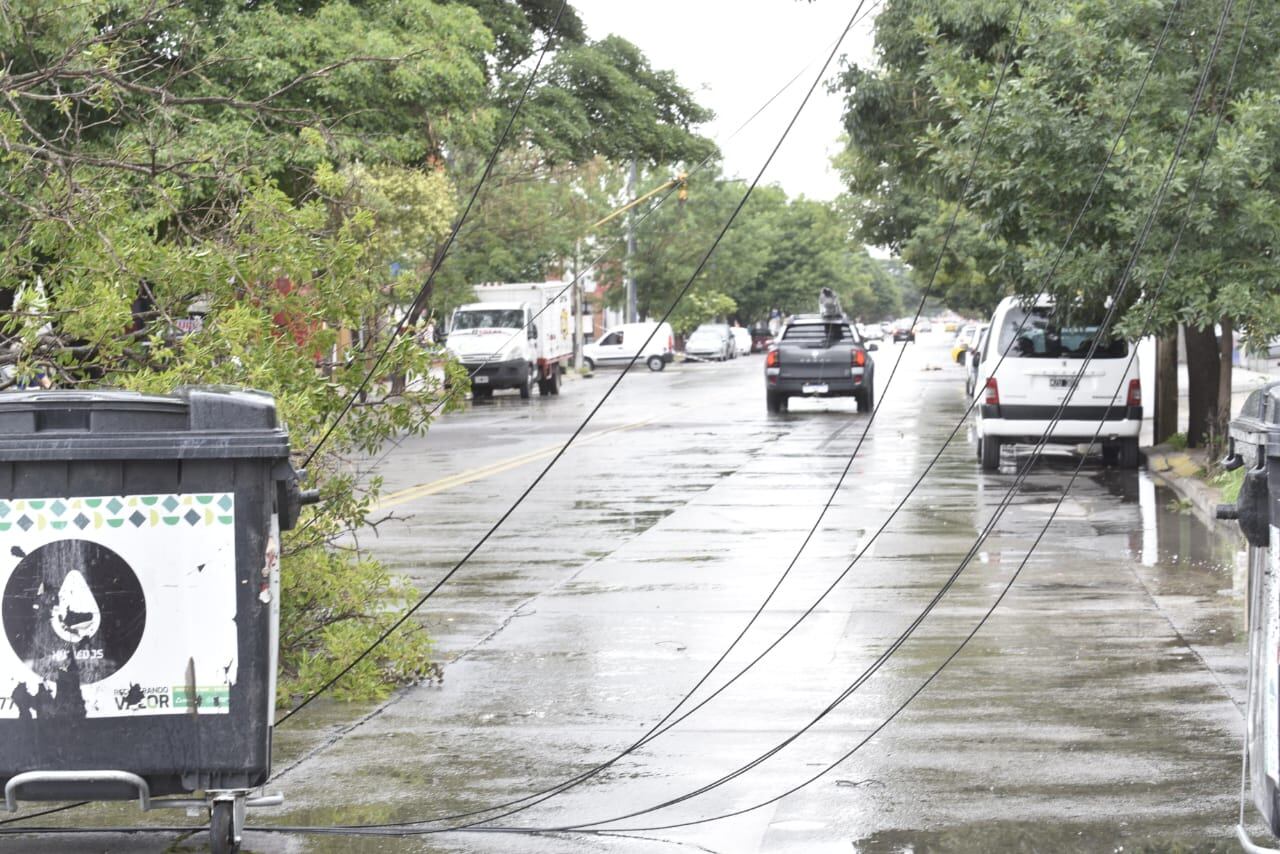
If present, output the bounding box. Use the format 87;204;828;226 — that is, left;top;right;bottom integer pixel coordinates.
0;493;237;718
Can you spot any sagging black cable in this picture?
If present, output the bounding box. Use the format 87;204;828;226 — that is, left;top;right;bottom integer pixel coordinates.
4;0;1232;842
338;0;1019;834
522;0;1242;833
301;0;568;470
275;0;874;730
282;0;1178;829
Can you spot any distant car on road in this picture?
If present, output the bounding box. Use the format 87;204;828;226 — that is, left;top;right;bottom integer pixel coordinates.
950;324;979;364
730;327;751;357
915;319;933;334
685;324;735;361
857;323;885;342
764;314;877;414
583;321;675;372
892;321;915;343
749;322;774;353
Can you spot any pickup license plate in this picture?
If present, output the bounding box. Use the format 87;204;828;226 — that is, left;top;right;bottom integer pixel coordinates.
802;383;828;394
473;375;489;384
1049;377;1072;388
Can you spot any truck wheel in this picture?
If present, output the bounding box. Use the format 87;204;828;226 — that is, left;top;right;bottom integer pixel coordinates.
647;355;664;372
210;801;238;854
856;384;874;414
1119;437;1139;469
519;369;532;399
766;391;786;414
472;386;492;401
583;357;595;372
980;435;1001;471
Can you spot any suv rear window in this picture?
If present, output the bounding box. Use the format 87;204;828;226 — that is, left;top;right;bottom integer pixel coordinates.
781;323;858;347
996;307;1127;359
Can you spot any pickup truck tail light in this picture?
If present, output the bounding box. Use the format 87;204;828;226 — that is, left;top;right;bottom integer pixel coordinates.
984;377;1000;406
1126;378;1141;407
851;349;866;367
766;349;779;368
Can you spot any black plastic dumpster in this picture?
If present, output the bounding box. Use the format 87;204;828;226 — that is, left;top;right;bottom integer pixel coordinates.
0;387;308;852
1222;380;1280;851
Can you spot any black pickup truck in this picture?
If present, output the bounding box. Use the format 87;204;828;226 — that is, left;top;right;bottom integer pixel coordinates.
763;313;877;414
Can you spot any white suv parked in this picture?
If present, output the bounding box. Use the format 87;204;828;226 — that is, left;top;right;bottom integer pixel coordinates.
973;296;1141;470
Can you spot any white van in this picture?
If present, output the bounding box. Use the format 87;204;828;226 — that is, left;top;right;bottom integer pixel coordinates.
582;321;675;372
973;295;1141;470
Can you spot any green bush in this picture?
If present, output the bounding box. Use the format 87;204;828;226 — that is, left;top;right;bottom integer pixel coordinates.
1212;466;1245;504
278;548;435;704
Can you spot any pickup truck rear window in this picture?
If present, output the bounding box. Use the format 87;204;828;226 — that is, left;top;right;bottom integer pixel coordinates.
781;323;858;347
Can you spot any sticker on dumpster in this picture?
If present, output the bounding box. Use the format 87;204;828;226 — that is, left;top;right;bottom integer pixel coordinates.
0;494;238;719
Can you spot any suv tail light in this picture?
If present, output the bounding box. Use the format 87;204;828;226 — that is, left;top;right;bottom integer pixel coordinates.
851;349;866;367
984;377;1000;406
1126;378;1141;407
766;349;779;368
668;333;674;352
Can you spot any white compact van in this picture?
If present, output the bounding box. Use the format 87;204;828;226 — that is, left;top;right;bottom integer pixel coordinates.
973;295;1141;470
582;322;675;372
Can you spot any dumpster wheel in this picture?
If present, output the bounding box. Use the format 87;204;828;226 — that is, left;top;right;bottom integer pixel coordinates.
209;797;240;854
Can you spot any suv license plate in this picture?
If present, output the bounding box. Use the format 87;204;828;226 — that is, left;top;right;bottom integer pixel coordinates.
802;383;828;394
1049;377;1072;388
473;375;490;384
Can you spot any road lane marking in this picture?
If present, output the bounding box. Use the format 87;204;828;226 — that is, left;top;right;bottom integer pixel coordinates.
371;419;652;511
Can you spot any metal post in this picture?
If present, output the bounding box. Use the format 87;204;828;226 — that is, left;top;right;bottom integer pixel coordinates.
573;240;584;371
625;158;638;323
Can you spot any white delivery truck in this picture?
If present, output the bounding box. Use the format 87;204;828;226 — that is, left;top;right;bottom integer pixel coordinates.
446;281;574;399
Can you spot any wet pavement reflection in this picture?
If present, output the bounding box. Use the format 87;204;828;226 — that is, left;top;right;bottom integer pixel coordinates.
8;338;1256;852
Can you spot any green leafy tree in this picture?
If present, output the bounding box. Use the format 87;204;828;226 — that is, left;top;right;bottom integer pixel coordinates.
837;0;1280;444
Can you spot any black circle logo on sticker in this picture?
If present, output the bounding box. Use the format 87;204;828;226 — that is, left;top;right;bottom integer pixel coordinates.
2;540;145;684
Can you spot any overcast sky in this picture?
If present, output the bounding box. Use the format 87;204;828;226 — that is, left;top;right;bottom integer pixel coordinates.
568;0;880;201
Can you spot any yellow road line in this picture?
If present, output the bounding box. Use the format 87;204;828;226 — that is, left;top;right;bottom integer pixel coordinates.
371;419;652;511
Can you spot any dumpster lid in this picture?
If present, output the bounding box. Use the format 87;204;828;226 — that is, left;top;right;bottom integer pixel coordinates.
1229;380;1280;457
0;386;291;461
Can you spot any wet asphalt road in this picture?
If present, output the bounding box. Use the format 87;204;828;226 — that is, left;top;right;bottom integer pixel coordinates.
7;334;1256;852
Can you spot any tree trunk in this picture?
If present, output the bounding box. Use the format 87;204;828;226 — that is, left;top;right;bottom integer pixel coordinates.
1153;331;1179;445
1184;322;1220;448
1217;316;1234;432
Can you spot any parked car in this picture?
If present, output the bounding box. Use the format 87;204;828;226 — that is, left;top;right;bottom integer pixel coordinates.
749;322;775;353
950;324;979;364
764;312;877;414
685;323;735;361
730;326;751;357
582;321;676;372
973;296;1140;470
965;324;989;397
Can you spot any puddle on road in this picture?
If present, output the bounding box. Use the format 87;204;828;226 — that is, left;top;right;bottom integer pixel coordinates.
851;820;1237;853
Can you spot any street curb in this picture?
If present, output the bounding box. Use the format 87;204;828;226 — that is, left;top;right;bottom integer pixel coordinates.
1141;444;1225;532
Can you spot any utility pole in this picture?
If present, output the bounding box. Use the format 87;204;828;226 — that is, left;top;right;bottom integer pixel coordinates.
573;239;584;371
624;158;638;323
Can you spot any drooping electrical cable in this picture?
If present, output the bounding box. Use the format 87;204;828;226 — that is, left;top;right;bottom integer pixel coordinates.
274;0;875;728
